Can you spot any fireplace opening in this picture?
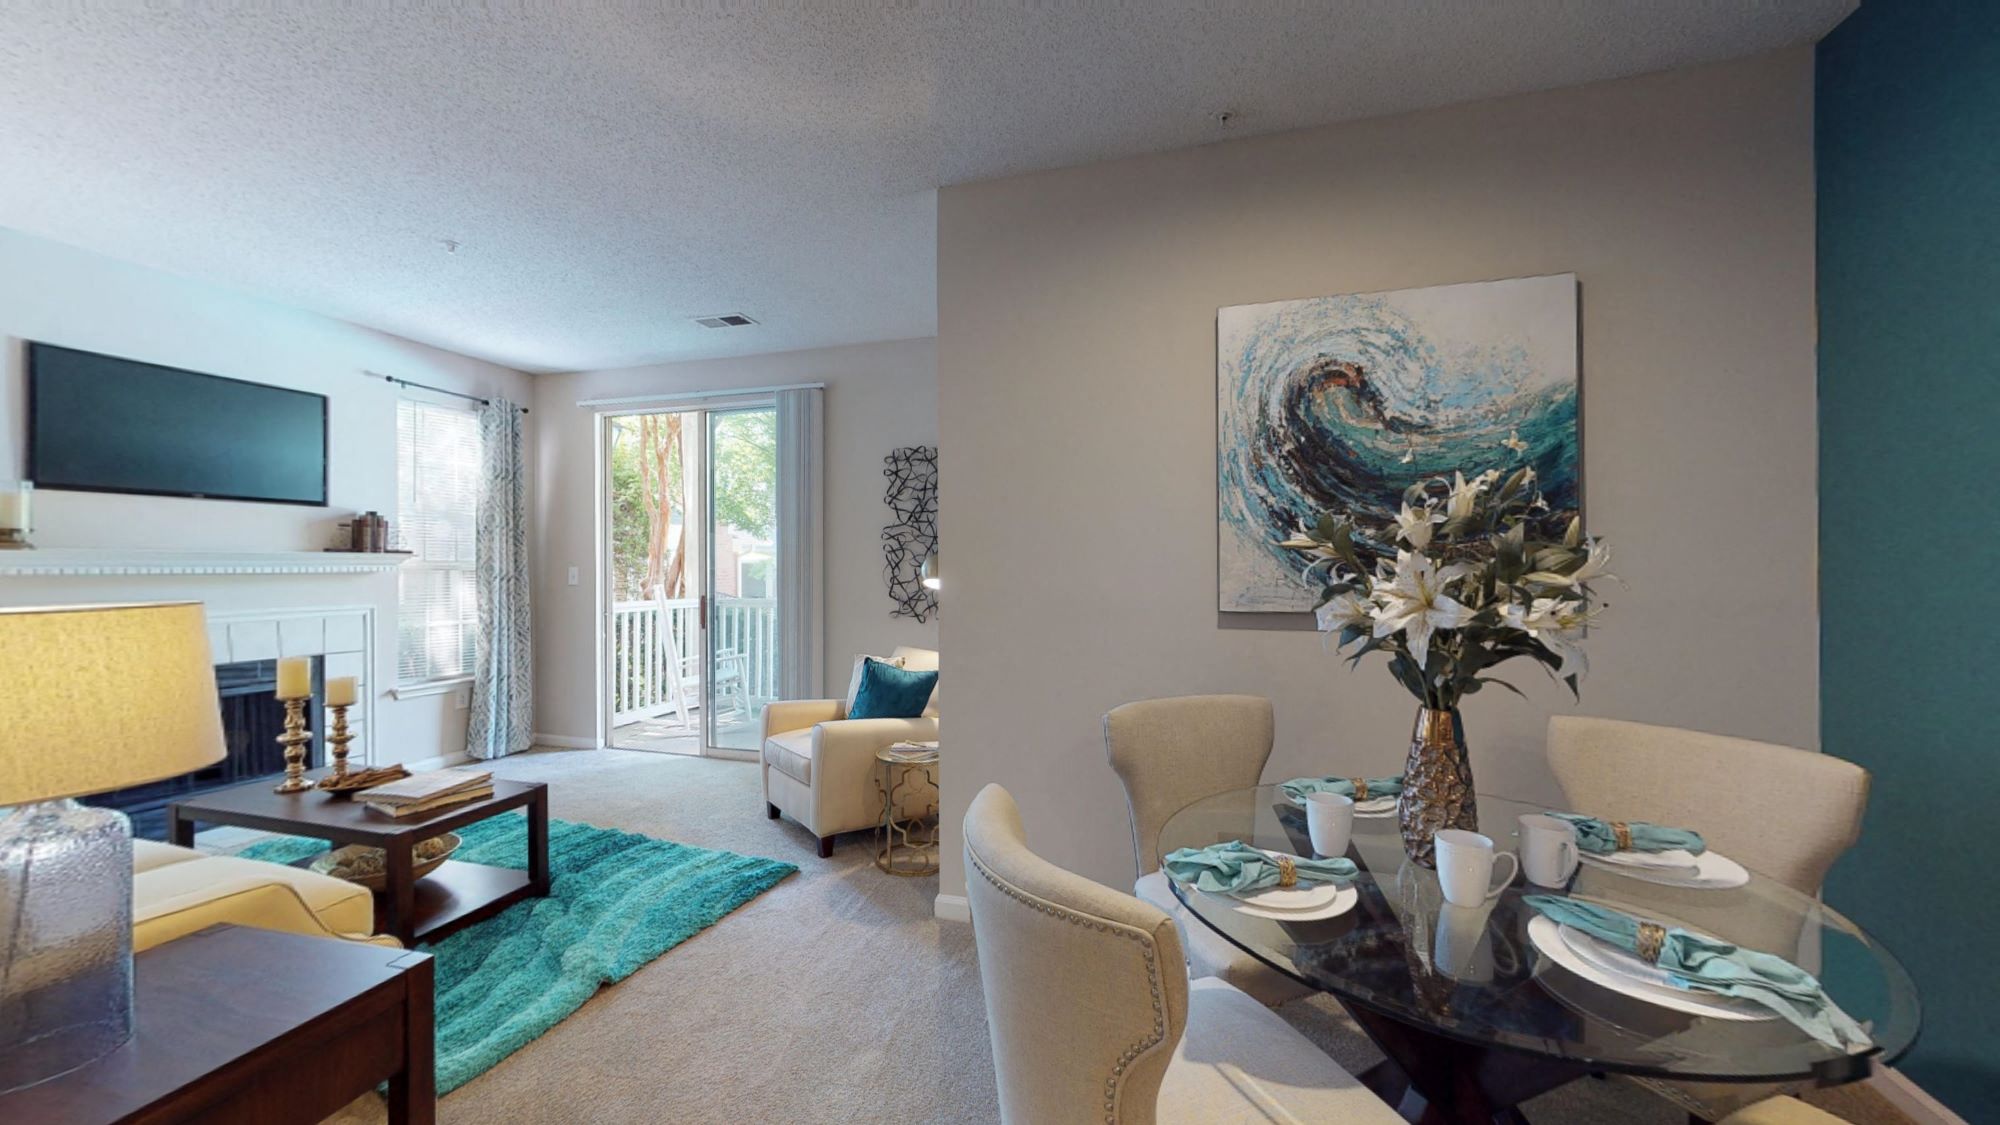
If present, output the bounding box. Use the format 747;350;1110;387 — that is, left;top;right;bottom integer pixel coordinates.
86;658;325;839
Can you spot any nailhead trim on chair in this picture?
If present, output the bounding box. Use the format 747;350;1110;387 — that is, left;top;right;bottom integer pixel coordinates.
968;846;1168;1125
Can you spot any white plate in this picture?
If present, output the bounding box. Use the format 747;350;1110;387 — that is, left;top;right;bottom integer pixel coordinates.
1234;878;1342;913
1528;915;1775;1022
1590;848;1702;872
1557;925;1769;1021
1203;883;1360;922
1560;924;1678;989
1580;849;1750;889
1355;797;1397;817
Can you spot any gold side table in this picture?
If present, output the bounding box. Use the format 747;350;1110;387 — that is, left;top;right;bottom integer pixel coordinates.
875;742;940;876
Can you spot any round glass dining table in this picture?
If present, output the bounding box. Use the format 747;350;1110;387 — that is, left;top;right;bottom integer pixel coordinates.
1158;786;1919;1122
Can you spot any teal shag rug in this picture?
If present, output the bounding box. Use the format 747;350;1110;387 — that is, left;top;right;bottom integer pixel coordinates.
240;816;796;1094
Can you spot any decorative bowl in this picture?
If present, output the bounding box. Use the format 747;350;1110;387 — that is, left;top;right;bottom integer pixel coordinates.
308;832;460;891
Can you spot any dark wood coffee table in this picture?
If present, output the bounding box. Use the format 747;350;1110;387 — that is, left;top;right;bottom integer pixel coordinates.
0;924;435;1125
170;770;551;947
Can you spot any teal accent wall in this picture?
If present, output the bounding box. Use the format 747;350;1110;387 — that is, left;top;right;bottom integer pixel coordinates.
1819;2;2000;1116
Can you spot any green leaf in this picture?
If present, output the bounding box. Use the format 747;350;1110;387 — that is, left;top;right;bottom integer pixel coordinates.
1564;515;1583;549
1327;521;1367;579
1478;677;1529;700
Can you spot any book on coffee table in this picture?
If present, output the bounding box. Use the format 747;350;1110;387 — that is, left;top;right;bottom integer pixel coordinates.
361;768;495;817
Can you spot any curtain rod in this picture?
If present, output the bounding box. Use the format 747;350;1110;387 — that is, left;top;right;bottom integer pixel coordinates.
364;370;529;413
575;381;825;409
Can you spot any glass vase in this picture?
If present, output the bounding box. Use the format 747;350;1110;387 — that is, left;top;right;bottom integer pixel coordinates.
1397;706;1478;867
0;800;135;1093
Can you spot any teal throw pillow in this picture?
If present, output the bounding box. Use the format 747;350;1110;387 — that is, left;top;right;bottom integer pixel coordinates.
848;657;938;720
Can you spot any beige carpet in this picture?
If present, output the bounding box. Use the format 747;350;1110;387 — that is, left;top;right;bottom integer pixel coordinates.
309;747;1890;1124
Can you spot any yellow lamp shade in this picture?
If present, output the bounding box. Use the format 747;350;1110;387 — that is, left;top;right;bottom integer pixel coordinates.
0;602;225;805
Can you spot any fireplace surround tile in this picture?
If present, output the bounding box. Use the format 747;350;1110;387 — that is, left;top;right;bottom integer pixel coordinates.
227;619;280;662
278;616;325;657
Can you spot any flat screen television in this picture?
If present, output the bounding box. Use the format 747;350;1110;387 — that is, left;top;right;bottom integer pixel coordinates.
27;342;328;506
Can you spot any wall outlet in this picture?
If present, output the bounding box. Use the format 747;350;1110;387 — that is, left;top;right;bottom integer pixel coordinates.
456;685;470;710
567;566;580;586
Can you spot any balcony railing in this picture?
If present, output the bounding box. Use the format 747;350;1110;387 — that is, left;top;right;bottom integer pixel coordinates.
610;597;779;725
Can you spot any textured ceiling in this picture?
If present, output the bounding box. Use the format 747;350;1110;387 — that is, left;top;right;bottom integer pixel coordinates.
0;2;1851;373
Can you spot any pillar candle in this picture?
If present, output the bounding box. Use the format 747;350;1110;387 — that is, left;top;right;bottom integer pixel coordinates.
0;483;28;530
275;656;312;700
325;675;358;707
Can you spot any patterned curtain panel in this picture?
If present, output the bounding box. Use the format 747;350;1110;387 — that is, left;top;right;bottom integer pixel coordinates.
774;387;824;700
467;397;533;760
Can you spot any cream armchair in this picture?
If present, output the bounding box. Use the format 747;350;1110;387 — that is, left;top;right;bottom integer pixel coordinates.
762;645;939;857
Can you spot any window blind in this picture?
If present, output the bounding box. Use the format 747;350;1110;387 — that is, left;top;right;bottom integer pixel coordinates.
396;399;481;684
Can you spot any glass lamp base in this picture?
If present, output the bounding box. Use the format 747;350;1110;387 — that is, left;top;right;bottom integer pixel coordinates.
0;800;135;1094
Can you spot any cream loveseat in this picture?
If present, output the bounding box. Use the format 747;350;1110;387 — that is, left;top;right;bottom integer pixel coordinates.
134;838;396;951
762;645;938;857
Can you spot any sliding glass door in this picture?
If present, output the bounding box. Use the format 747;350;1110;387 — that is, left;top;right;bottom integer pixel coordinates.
605;409;702;755
602;397;791;756
703;406;778;751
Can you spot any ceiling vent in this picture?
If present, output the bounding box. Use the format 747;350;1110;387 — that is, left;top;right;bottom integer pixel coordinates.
694;313;758;328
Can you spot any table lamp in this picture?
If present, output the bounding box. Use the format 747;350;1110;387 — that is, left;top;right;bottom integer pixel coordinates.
0;602;224;1093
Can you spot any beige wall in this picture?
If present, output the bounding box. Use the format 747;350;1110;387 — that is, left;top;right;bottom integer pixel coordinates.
936;49;1818;897
531;338;939;743
0;226;534;766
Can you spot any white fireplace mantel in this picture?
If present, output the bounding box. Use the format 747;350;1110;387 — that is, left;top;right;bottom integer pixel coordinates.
0;549;411;577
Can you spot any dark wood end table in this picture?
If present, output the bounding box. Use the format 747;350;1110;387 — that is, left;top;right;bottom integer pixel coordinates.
0;924;435;1125
169;771;552;947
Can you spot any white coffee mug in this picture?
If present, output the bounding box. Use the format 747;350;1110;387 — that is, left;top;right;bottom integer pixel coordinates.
1305;792;1354;858
1518;813;1580;887
1434;829;1518;908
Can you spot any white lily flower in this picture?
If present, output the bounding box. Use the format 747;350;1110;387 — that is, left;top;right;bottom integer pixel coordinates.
1315;590;1375;636
1502;597;1594;680
1444;470;1490;521
1392;502;1440;550
1277;522;1320;551
1502;429;1529;455
1371;551;1471;668
1525;538;1614;588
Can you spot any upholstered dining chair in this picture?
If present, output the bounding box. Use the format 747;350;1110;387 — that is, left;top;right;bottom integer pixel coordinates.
962;783;1399;1125
1546;716;1870;895
1104;694;1313;1007
1547;716;1872;1121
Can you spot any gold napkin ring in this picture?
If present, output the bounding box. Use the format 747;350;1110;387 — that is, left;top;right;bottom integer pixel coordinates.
1350;778;1369;801
1635;922;1666;965
1275;855;1297;888
1611;821;1633;851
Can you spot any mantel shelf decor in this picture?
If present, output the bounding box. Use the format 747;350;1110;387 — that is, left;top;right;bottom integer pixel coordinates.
0;549;413;577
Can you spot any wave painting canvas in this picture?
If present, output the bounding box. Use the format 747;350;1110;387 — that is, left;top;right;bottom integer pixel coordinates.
1218;274;1579;612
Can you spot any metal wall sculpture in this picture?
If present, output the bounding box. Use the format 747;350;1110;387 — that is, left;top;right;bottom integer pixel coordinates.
882;445;938;621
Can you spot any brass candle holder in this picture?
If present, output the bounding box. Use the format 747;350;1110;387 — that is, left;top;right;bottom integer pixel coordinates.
324;702;353;785
274;696;315;794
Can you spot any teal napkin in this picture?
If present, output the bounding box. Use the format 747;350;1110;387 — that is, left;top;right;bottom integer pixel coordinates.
1279;775;1403;803
1551;812;1706;856
1525;896;1870;1052
1164;841;1357;897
